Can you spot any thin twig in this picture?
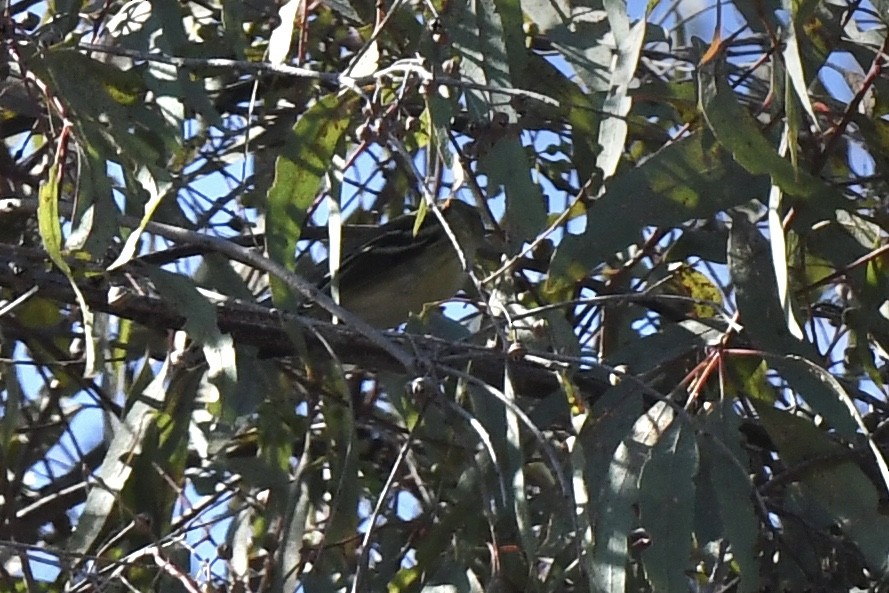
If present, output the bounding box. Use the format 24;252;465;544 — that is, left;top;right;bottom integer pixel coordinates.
75;43;560;107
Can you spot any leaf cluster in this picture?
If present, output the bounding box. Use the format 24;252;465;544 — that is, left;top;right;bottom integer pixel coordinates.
2;1;889;592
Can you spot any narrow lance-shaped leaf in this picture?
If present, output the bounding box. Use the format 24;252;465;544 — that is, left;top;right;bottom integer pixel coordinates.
67;358;174;555
728;215;812;357
492;0;527;79
699;402;761;593
729;215;858;436
568;409;597;593
767;180;805;340
550;132;765;283
38;165;97;377
592;401;675;593
596;7;645;180
145;268;238;418
638;416;698;593
782;15;822;134
478;135;546;241
697;50;845;213
445;0;519;121
268;0;300;64
279;456;313;593
504;366;535;561
107;169;170;270
266;94;355;307
320;371;360;550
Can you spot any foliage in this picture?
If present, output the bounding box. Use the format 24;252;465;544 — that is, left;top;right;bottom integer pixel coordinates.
1;0;889;592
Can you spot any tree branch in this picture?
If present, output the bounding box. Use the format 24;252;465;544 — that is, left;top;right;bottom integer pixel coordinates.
0;241;610;400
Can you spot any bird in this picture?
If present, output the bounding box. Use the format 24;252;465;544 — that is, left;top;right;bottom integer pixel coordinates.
324;199;485;328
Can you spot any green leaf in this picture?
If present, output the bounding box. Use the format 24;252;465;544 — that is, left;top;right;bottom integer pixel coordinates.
67;358;173;554
606;320;723;374
572;382;644;593
320;371;360;546
514;53;602;182
592;401;675;593
312;0;361;21
544;4;613;93
388;462;490;592
478;135;546;241
266;94;355;307
445;0;519;121
772;356;858;437
729;215;860;436
38;166;97;377
658;264;724;319
145;268;238;417
782;17;821;131
519;0;569;33
421;561;483;593
39;49;173;165
728;214;817;359
503;368;536;561
194;253;257;302
491;0;527;81
667;227;729;264
731;0;781;33
0;362;23;455
596;13;645;179
144;0;222;126
774;355;889;485
639;417;698;593
107;171;170;270
753;403;889;575
699;403;761;593
38;166;65;273
578;381;645;497
279;459;313;593
70;147;120;257
551;132;764;281
723;356;776;403
697;54;844;211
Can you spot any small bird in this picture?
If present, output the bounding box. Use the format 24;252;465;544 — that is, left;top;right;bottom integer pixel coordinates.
326;199;485;328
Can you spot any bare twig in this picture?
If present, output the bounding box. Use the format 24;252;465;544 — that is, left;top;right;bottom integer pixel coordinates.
76;43;560;107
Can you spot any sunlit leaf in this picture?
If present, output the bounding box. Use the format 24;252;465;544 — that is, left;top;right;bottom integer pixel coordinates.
639;416;697;593
38;165;97;376
269;0;300;64
551;132;764;282
266;94;355;307
592;401;674;593
596;13;645;180
699;403;761;593
445;0;519;121
145;268;238;415
67;358;173;554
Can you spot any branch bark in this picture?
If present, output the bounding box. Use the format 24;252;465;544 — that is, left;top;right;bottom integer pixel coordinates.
0;242;610;400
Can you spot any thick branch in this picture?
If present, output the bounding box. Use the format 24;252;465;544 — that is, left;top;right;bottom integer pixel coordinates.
0;242;610;400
